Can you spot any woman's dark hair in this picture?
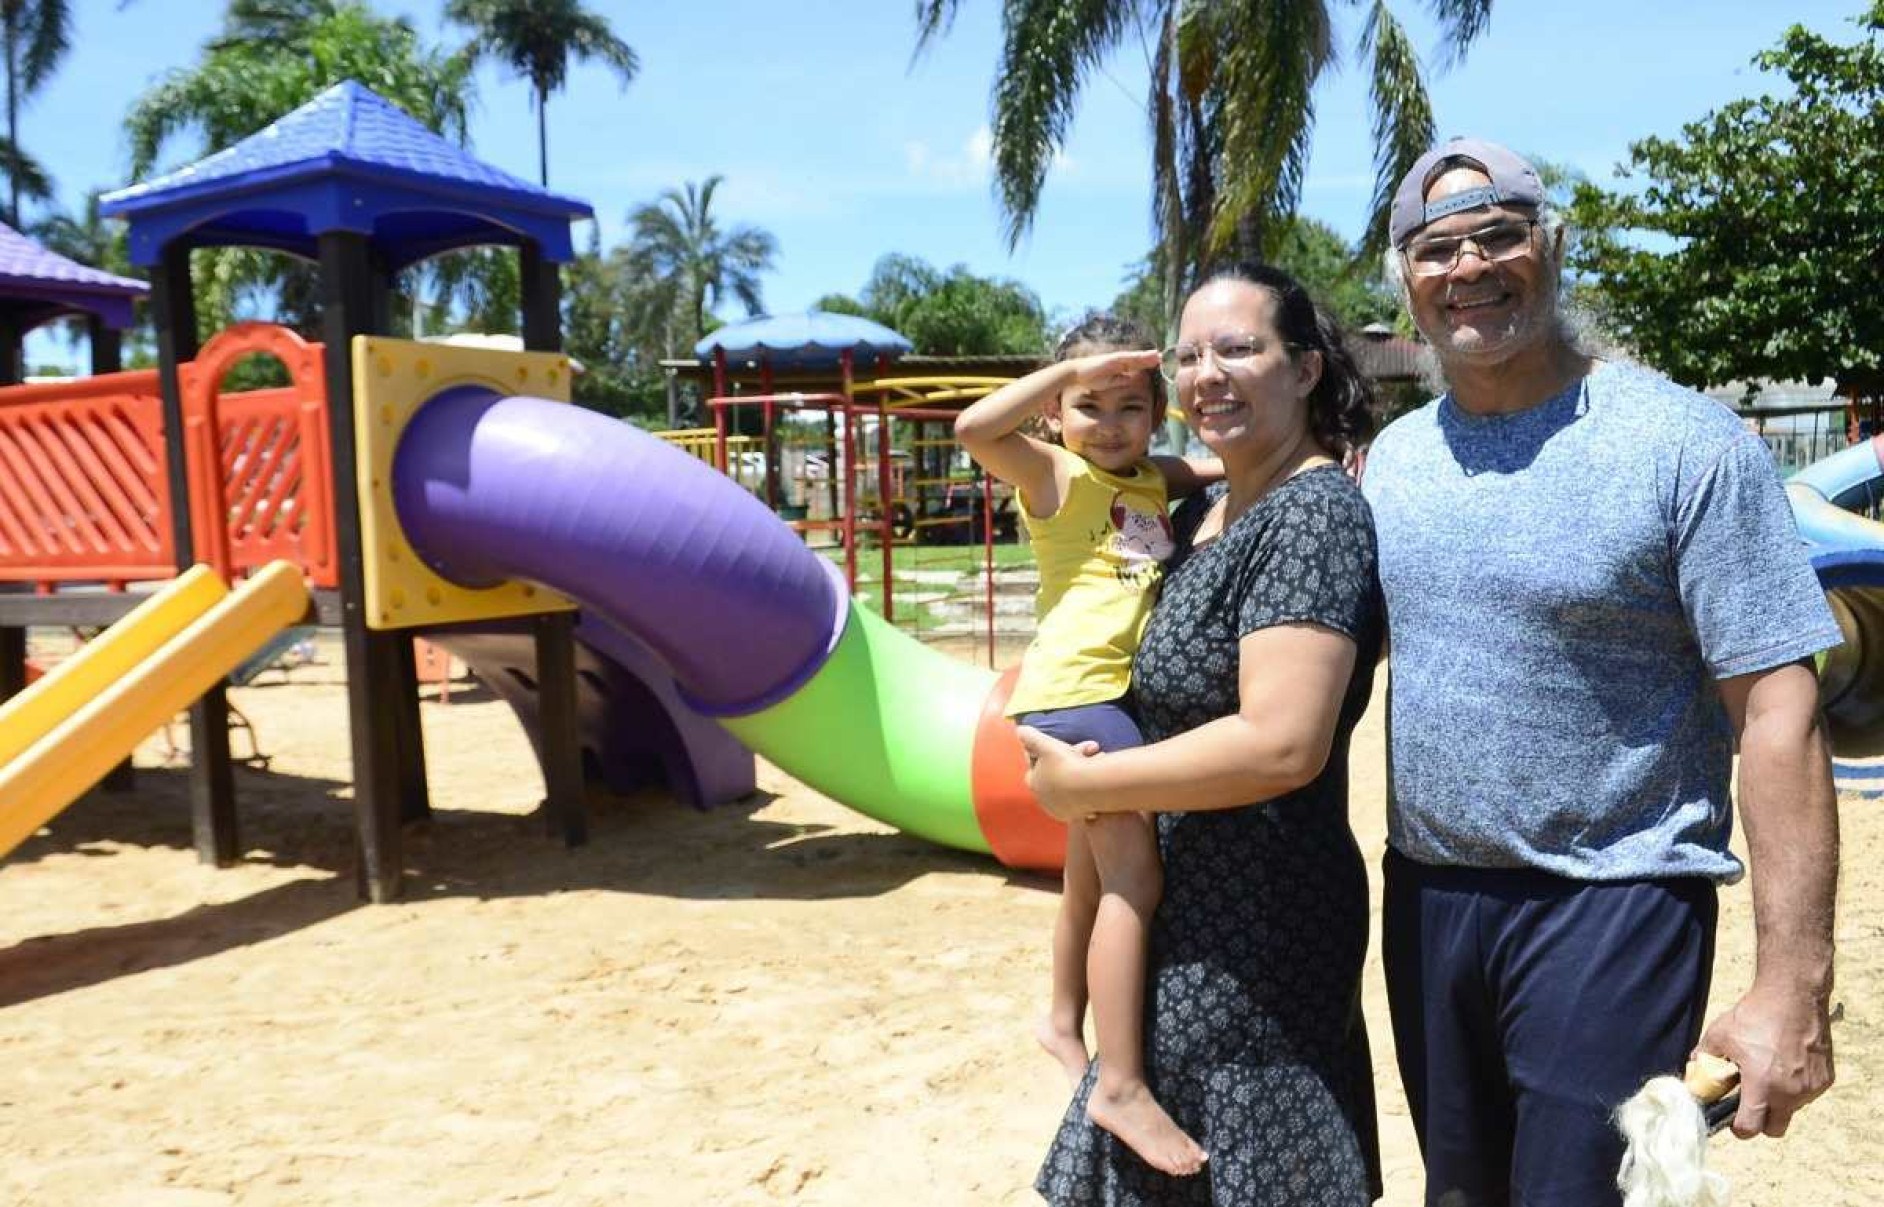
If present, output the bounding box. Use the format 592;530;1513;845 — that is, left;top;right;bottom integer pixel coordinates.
1052;310;1167;414
1199;262;1377;455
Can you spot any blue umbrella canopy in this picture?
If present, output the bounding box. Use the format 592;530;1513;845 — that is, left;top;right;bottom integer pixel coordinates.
694;310;912;371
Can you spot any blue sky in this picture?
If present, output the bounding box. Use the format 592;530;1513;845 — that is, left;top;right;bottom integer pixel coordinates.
19;0;1871;365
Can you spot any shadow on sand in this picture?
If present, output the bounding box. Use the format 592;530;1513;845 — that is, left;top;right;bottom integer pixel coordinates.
0;756;1024;1008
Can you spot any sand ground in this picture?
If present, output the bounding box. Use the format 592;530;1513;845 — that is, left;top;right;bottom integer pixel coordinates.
0;633;1878;1206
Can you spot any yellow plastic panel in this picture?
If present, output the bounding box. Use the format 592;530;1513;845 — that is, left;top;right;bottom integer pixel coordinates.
0;560;311;859
351;336;577;631
0;565;227;766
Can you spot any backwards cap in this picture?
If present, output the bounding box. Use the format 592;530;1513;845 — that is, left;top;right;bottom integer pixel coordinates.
1389;137;1545;247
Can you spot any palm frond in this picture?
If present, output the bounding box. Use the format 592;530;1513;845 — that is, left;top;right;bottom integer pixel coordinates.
18;0;72;93
911;0;966;58
0;135;54;204
1423;0;1493;69
567;12;638;82
1205;0;1334;257
988;0;1141;247
1356;0;1435;259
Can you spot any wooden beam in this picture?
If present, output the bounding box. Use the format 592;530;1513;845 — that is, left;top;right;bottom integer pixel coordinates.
321;231;415;903
154;245;240;865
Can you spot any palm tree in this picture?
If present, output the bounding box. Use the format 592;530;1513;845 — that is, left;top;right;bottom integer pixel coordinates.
624;176;778;355
443;0;638;188
913;0;1494;324
0;0;70;227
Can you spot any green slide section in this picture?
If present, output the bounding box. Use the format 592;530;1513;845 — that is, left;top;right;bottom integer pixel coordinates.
721;600;995;853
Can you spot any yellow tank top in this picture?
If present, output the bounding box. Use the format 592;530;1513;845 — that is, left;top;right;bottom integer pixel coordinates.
1006;452;1174;716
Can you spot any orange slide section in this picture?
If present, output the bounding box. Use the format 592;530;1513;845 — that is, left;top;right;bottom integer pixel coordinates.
0;561;310;859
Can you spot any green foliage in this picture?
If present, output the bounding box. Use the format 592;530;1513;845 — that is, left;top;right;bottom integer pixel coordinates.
913;0;1495;312
1;0;71;224
561;226;671;424
443;0;637;186
121;3;478;337
1570;4;1884;401
809;293;868;317
1112;215;1398;337
127;4;472;179
845;253;1049;356
414;246;521;336
1269;216;1400;332
1110;252;1167;342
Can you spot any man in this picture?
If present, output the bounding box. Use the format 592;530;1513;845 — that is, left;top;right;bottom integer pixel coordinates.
1361;136;1840;1206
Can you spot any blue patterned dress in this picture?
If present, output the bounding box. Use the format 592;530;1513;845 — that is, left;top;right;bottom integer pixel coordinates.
1036;466;1384;1206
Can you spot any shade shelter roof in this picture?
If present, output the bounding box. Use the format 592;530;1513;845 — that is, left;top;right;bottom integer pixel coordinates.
0;221;147;331
99;80;593;269
695;310;913;371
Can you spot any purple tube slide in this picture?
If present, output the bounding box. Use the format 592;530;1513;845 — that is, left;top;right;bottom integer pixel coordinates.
391;386;843;715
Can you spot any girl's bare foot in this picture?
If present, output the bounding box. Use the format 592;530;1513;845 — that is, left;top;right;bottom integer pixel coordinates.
1087;1080;1207;1177
1036;1016;1090;1088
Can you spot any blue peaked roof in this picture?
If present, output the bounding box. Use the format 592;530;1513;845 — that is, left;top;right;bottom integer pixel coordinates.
696;311;913;370
99;80;593;269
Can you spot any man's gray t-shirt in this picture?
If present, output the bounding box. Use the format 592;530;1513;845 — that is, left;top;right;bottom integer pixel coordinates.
1362;361;1841;882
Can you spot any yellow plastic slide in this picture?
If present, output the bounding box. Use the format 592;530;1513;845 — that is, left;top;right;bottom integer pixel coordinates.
0;560;310;858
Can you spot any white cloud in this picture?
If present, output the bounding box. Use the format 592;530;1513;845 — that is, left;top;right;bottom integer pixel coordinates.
904;126;996;188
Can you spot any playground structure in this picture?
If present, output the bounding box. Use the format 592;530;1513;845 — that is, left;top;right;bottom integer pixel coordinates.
702;381;1019;657
0;80;1062;903
692;315;1029;659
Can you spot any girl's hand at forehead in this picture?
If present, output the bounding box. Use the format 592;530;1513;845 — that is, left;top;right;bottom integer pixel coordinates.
1065;349;1161;391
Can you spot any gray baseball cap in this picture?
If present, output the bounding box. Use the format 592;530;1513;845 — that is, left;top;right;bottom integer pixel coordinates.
1389;137;1545;247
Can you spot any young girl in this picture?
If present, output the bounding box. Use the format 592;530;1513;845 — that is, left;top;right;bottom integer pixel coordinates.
954;314;1217;1177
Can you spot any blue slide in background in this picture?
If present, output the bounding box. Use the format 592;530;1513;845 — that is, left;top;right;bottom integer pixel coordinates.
1787;435;1884;792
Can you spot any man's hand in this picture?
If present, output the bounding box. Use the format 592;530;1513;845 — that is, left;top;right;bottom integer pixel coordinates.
1710;659;1839;1139
1014;725;1101;821
1698;978;1835;1138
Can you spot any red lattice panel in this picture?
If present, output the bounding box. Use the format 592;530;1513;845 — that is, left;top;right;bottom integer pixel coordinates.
0;372;175;582
181;323;337;588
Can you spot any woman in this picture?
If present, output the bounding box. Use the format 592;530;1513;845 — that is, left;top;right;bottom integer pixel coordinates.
1024;264;1384;1206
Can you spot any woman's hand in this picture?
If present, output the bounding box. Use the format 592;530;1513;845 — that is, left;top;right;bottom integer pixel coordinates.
1015;726;1103;821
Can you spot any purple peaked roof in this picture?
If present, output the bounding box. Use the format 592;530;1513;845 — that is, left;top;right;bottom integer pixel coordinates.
0;221;147;332
99;80;593;269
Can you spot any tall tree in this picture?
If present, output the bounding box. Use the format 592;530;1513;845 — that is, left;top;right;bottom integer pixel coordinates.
443;0;637;187
913;0;1494;327
624;175;777;356
0;0;68;226
122;2;476;338
1570;4;1883;404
